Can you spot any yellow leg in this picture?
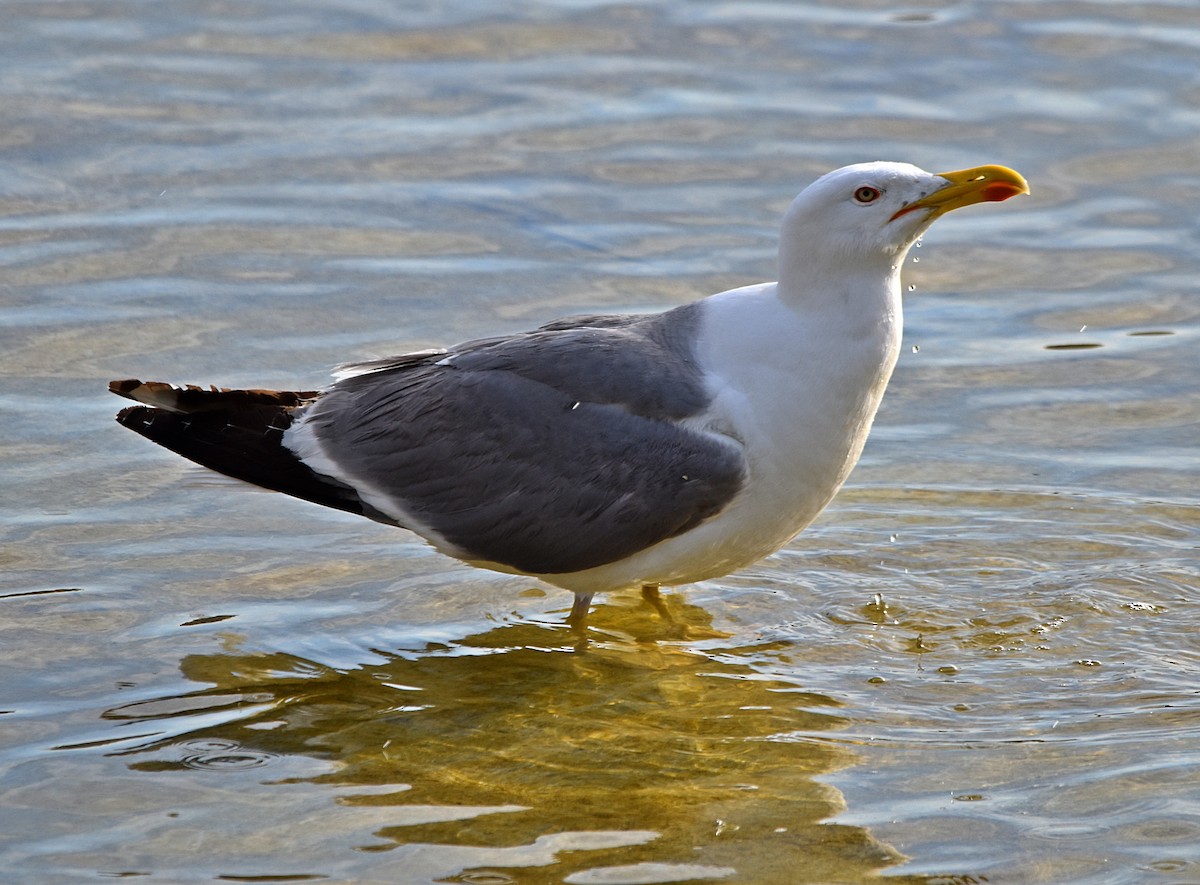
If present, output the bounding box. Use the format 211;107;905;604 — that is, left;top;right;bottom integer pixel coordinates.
567;592;593;632
641;584;673;622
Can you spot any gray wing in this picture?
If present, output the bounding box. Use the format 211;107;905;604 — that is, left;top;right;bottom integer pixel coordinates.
300;305;746;575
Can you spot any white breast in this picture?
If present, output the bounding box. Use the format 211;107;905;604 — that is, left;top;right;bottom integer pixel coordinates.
542;277;902;596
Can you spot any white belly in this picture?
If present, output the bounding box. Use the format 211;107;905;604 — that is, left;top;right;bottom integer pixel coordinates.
532;282;902;596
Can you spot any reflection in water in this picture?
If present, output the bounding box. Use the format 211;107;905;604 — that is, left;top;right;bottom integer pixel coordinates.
6;0;1200;880
97;611;912;883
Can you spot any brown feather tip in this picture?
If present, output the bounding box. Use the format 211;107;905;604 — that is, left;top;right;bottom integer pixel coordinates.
108;379;320;413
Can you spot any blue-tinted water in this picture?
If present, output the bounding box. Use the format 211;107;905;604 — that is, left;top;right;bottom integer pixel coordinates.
2;2;1198;883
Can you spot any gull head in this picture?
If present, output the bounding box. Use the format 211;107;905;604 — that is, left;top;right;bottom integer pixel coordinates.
778;161;1029;280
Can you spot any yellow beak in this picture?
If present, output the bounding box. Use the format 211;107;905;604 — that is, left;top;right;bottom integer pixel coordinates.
892;165;1030;222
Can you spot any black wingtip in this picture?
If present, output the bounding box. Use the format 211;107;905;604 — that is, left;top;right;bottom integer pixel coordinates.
114;403;153;430
111;393;369;520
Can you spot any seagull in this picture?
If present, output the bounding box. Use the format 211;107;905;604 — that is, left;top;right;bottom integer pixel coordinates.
111;161;1028;632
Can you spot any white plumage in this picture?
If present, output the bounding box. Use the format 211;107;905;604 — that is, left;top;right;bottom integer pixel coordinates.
112;161;1028;631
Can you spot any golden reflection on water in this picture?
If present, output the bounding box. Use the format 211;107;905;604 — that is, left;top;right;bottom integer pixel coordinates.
98;617;911;883
4;0;1200;881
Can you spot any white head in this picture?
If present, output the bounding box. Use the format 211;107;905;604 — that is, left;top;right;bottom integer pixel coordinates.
778;161;1029;293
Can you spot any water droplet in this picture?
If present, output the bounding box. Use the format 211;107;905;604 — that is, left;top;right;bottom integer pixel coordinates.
908;634;933;653
912;256;919;263
911;344;920;353
907;284;915;292
714;818;739;837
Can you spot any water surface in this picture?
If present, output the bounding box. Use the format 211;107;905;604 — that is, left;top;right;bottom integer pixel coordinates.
2;2;1198;883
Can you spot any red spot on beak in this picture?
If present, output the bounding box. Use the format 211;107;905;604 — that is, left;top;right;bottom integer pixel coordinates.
980;181;1027;203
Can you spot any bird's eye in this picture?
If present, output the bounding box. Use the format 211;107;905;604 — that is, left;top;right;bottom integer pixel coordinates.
854;186;882;204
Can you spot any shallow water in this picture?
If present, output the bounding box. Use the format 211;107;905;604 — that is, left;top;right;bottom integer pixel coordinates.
2;1;1198;883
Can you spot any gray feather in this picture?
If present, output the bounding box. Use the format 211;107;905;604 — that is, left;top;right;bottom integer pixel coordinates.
302;303;746;574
